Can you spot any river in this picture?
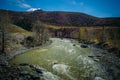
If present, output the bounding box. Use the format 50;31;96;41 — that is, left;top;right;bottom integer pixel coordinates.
9;38;109;80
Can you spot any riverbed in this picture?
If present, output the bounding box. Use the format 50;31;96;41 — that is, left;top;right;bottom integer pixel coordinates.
9;38;111;80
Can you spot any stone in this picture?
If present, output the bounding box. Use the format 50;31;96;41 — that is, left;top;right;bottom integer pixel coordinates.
29;64;35;69
102;43;110;49
101;52;107;54
13;78;18;80
107;47;118;53
96;42;104;46
88;55;94;58
25;75;31;79
35;68;43;74
16;66;21;71
96;55;101;57
30;73;41;80
0;63;7;67
94;42;105;48
20;71;29;76
93;58;100;62
73;44;76;46
94;77;105;80
0;60;8;67
19;63;29;66
81;44;88;48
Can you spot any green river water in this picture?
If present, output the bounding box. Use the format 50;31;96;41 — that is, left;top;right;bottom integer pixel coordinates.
9;38;108;80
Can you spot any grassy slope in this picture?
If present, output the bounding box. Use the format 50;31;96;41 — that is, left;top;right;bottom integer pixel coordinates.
7;24;32;35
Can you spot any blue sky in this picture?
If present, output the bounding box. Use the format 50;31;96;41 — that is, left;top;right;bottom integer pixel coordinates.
0;0;120;17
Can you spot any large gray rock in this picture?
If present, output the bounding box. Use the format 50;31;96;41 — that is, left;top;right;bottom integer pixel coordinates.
30;73;41;80
81;44;88;48
20;71;29;76
94;77;105;80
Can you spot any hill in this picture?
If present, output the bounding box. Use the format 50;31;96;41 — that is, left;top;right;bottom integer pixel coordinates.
0;9;120;31
7;24;31;34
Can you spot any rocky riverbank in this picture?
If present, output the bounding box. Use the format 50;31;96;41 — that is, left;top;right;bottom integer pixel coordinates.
0;62;45;80
61;38;120;80
78;40;120;80
0;38;120;80
0;40;52;80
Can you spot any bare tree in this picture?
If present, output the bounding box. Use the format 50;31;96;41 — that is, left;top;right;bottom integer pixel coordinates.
42;28;50;43
32;21;46;45
101;26;106;43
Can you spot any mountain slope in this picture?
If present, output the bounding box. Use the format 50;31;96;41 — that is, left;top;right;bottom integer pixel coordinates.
0;9;120;31
7;24;31;34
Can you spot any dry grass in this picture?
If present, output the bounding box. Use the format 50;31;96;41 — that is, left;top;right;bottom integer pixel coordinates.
6;24;32;35
46;24;120;49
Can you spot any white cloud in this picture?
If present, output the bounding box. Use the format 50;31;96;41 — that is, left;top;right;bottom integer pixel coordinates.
14;0;41;11
27;8;41;11
17;0;31;8
7;0;32;9
19;3;31;8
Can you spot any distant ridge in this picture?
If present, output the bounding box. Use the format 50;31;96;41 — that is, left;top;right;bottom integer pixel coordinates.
0;9;120;31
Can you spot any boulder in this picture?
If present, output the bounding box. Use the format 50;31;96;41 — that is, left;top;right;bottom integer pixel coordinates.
19;63;29;66
73;44;76;46
93;58;100;62
20;71;29;76
88;56;100;62
102;43;110;49
29;64;35;68
35;68;43;74
30;73;41;80
96;42;104;46
94;42;104;48
107;47;118;53
88;55;94;58
96;55;101;57
0;61;8;67
94;77;105;80
81;44;88;48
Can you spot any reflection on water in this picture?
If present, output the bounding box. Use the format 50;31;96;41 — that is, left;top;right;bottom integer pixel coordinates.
10;38;108;80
